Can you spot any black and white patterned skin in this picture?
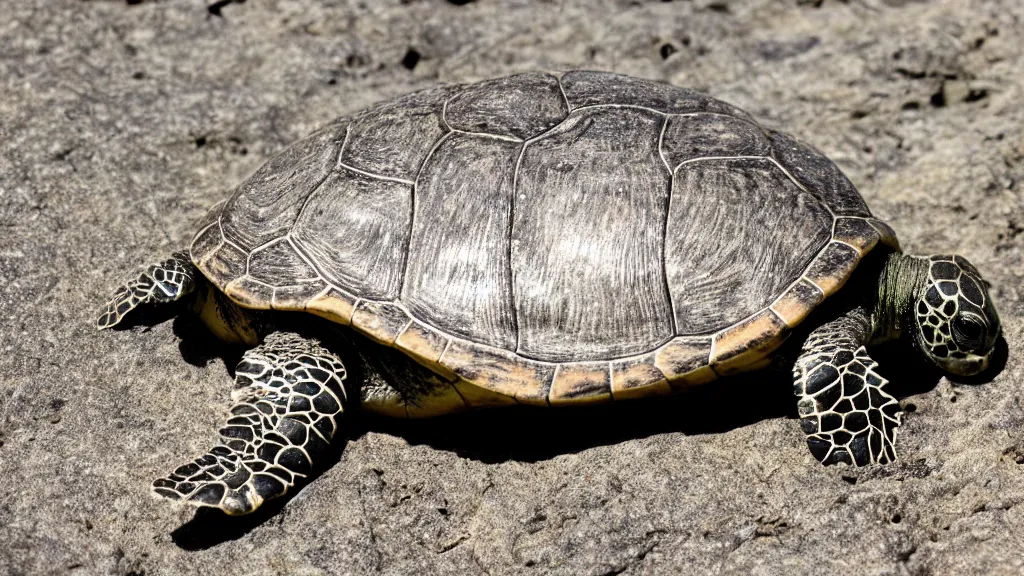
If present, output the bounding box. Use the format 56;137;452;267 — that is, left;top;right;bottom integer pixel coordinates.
794;309;901;466
151;332;348;515
199;70;857;363
915;256;1001;374
97;251;195;329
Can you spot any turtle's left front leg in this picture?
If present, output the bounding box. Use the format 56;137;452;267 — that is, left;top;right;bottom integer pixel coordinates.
152;331;350;515
97;251;196;329
793;308;902;466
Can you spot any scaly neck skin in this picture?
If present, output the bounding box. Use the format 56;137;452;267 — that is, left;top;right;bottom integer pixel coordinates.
869;252;929;344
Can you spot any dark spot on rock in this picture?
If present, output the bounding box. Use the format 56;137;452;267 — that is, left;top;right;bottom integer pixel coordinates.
447;0;477;4
131;71;146;80
756;37;820;61
841;474;857;485
401;48;421;71
705;1;730;13
194;136;207;148
902;101;921;110
965;88;988;103
659;43;677;60
208;0;246;18
891;513;902;524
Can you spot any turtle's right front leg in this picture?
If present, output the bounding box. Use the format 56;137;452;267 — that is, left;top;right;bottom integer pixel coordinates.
97;251;196;329
793;308;902;466
152;331;350;515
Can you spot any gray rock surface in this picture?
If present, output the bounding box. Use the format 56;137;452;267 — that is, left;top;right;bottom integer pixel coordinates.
2;0;1022;574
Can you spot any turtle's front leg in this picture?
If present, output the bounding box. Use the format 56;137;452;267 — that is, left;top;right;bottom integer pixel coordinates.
793;309;902;466
97;251;196;329
152;331;350;515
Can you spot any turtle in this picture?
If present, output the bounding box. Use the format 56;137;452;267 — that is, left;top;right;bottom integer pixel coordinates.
98;71;1002;516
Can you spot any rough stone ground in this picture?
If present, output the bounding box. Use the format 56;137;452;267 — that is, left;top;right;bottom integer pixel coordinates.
2;0;1023;574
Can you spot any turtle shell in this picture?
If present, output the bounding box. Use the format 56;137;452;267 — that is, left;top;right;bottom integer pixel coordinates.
190;71;899;407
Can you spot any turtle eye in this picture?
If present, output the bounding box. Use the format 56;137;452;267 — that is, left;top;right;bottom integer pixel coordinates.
951;315;985;349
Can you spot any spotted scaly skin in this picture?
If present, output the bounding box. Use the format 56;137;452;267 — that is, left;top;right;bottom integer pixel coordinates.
794;309;901;466
152;332;348;515
915;255;1001;372
97;252;195;329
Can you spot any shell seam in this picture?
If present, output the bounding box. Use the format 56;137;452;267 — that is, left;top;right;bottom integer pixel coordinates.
657;115;678;336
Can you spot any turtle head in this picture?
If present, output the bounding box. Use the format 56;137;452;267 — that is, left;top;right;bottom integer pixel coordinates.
913;255;1000;376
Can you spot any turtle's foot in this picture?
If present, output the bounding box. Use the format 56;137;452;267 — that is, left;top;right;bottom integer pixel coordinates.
152;332;349;515
97;251;196;329
153;447;267;515
794;344;901;466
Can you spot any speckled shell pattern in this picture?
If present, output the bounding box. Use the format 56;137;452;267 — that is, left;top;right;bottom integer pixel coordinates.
190;71;899;407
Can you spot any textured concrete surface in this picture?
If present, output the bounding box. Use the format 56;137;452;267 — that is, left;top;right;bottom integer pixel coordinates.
2;0;1023;574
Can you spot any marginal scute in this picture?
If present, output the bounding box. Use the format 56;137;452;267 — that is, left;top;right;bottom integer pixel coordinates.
272;281;328;310
306;287;357;325
661;114;770;169
351;300;411;346
654;337;716;389
767;130;870;216
770;279;824;328
340;85;458;181
712;310;788;373
445;72;568;139
560;70;751;119
225;277;274;308
549;363;612;405
395;320;456;381
804;241;861;296
442;341;554;405
201;243;248;286
451;380;518;409
610;354;672;400
866;218;900;249
832;218;881;256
